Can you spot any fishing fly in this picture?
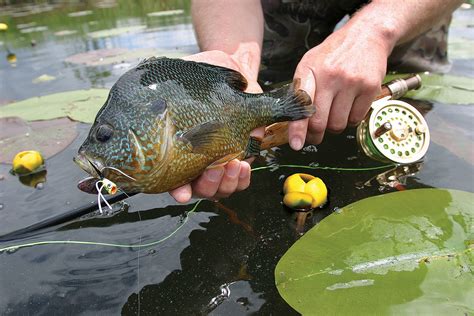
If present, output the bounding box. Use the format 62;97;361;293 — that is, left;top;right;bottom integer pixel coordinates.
93;167;137;214
95;178;117;214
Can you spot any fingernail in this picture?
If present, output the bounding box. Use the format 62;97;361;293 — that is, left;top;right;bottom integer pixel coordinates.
239;162;250;179
206;167;224;182
226;162;240;178
290;137;303;150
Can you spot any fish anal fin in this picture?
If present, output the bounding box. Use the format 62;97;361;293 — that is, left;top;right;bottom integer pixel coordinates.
244;136;262;159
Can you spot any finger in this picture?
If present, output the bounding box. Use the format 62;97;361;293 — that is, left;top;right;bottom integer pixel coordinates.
246;81;263;94
291;65;316;150
169;183;193;203
216;160;241;197
182;51;239;71
306;88;334;144
326;89;356;134
191;166;225;198
236;161;251;192
348;93;375;126
288;119;308;150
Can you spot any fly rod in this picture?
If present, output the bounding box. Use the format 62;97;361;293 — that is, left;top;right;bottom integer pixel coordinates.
0;75;421;242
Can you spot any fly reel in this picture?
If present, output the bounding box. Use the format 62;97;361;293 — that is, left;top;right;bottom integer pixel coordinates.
357;96;430;164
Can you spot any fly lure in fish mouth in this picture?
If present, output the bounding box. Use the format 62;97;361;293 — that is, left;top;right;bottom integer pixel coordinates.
78;166;137;214
95;178;117;214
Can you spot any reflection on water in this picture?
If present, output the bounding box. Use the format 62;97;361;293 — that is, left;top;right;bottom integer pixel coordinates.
0;1;473;315
0;0;196;101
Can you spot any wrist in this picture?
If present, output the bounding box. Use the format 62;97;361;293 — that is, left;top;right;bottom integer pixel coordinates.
345;5;402;57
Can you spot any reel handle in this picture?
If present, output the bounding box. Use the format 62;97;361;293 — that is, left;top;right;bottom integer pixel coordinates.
261;74;422;150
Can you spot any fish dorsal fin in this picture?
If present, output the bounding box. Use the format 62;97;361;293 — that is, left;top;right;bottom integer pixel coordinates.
195;62;248;91
181;121;228;154
137;56;166;68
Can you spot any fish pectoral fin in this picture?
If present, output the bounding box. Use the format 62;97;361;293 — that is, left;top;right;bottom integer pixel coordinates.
181;121;228;154
195;61;248;91
207;152;245;168
244;136;262;159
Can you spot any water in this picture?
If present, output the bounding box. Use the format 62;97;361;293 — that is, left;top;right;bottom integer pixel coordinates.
0;1;473;315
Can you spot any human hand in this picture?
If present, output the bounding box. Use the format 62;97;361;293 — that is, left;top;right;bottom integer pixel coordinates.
170;50;264;203
288;24;392;148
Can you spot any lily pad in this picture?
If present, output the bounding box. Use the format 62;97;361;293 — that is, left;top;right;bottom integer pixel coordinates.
0;89;109;123
67;10;93;17
384;73;474;104
54;30;78;37
0;117;78;163
19;26;48;34
64;48;187;66
16;22;37;29
87;25;146;39
275;189;474;315
147;9;184;17
448;37;474;60
32;74;56;84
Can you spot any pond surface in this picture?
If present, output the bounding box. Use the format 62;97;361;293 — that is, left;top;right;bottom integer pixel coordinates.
0;1;473;315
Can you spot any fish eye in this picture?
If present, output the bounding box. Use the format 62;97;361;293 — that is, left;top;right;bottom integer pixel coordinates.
95;124;114;143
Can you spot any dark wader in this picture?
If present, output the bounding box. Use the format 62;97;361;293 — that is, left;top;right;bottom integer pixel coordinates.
259;0;452;84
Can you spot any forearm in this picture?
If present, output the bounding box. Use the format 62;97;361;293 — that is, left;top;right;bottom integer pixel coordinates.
345;0;462;55
191;0;263;79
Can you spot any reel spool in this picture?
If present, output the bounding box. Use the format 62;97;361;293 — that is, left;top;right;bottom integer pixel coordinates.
357;97;430;164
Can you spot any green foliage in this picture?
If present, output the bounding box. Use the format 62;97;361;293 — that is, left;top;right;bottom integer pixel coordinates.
384;73;474;104
0;89;109;123
275;189;474;315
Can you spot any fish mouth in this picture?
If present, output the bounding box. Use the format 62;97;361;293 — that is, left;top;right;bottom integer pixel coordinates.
73;153;105;179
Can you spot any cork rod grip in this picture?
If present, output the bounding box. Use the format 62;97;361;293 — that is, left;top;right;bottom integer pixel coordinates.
260;74;422;150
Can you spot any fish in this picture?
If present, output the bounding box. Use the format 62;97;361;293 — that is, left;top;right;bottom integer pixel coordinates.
74;57;314;194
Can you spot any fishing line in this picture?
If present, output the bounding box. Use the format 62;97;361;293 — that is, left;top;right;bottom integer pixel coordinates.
136;208;142;315
102;166;137;182
251;163;395;172
0;163;394;252
0;200;203;253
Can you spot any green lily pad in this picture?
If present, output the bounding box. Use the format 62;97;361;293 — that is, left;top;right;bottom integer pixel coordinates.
32;74;56;84
275;189;474;315
87;25;146;39
54;30;78;37
67;10;93;18
0;89;109;123
448;37;474;60
19;26;48;34
384;73;474;104
64;48;187;66
0;117;78;163
147;9;184;17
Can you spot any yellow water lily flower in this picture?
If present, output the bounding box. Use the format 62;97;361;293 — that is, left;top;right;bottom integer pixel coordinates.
283;173;328;210
12;150;44;175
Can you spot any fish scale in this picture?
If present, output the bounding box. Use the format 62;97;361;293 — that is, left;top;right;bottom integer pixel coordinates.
74;57;315;194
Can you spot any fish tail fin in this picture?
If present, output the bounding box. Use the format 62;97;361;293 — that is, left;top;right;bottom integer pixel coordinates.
270;80;314;121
